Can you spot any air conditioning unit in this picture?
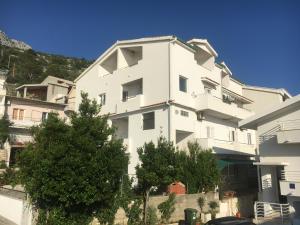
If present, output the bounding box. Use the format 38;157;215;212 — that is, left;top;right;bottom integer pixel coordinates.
197;112;205;121
6;100;11;106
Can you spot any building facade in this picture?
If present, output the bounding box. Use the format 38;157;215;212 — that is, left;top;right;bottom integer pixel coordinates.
75;36;260;194
0;76;74;166
240;95;300;208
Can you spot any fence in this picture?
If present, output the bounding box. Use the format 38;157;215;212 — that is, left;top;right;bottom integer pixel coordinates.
254;201;290;224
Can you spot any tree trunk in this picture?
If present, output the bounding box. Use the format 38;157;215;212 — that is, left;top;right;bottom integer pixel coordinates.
143;190;150;225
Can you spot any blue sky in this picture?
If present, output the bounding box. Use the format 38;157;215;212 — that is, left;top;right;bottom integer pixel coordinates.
1;0;299;95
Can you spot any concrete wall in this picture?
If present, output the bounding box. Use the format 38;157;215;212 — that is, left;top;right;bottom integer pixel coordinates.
112;192;219;224
0;187;33;225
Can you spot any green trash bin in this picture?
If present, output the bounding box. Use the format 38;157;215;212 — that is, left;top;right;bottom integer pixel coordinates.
184;208;198;225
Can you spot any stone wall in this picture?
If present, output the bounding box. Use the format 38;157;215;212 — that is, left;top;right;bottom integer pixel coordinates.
112;192;219;224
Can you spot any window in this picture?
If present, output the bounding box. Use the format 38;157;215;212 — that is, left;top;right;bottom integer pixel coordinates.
290;183;296;189
143;112;155;130
42;112;48;122
12;109;18;120
180;110;189;117
19;109;24;120
206;126;214;138
98;93;106;105
12;108;24;120
229;130;236;142
179;76;187;92
122;91;128;102
247;133;252;145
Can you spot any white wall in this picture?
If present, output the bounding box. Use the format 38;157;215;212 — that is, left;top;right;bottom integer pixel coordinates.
0;191;32;225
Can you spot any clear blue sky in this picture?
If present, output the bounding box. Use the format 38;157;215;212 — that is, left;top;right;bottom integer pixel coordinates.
1;0;299;95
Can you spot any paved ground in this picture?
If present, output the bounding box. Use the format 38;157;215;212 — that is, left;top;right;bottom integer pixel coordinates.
0;215;17;225
255;218;292;225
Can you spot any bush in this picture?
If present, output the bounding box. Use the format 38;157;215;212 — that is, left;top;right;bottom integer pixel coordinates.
208;201;219;219
158;193;176;224
146;206;158;225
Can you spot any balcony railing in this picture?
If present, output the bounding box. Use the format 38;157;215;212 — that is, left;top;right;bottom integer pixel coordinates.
8;115;43;128
279;119;300;131
277;119;300;144
194;94;253;120
281;170;300;182
196;138;256;155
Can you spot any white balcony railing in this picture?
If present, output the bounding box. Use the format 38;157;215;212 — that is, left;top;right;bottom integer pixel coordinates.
115;94;144;114
277;119;300;144
8;115;42;128
194;94;254;120
254;201;290;224
196;138;256;155
281;170;300;182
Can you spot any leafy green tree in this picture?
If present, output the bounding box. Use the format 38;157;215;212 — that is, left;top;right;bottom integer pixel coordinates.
158;193;176;224
19;93;128;225
177;142;220;193
136;137;178;224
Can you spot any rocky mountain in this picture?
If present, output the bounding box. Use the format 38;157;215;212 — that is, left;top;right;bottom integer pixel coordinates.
0;30;93;85
0;30;32;50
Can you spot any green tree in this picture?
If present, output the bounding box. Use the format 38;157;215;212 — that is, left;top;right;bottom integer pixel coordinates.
0;115;11;148
136;137;178;224
177;142;220;193
19;93;128;225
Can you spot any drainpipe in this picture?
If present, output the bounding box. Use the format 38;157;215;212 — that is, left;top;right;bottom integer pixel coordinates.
168;38;176;142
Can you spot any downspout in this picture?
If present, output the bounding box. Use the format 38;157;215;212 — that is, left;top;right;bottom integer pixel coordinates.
168;38;176;142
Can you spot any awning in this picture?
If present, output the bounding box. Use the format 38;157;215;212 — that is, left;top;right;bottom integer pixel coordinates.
253;162;289;166
217;159;253;170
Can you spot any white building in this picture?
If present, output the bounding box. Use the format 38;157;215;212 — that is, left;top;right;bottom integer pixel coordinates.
75;36;263;194
0;76;74;166
239;94;300;207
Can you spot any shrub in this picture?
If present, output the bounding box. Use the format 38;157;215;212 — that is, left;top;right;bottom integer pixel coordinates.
158;193;176;224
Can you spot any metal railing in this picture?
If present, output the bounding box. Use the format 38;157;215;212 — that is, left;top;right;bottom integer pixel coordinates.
281;170;300;182
254;201;290;224
278;119;300;131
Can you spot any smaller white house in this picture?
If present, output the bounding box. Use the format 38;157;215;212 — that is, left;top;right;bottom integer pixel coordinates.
239;94;300;211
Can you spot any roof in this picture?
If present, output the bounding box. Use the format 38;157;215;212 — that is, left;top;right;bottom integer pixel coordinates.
187;38;218;57
243;85;292;98
16;84;48;90
239;94;300;129
42;75;75;86
75;35;179;83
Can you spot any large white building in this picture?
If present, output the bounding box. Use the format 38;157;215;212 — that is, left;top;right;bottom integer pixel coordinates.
75;36;263;192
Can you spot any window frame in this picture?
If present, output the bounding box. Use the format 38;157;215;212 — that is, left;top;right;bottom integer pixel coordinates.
142;111;155;130
98;93;106;106
179;75;187;93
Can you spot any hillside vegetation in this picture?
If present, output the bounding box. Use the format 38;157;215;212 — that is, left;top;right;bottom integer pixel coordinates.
0;44;93;85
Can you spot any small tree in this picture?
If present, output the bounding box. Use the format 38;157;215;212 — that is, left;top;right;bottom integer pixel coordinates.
146;206;159;225
19;93;129;225
177;141;220;193
158;193;176;224
198;196;205;212
136;137;178;224
208;201;219;219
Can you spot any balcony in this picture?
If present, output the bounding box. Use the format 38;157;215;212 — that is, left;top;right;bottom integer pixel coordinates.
194;94;254;121
115;94;144;114
277;119;300;144
197;138;256;155
280;170;300;197
8;115;42;129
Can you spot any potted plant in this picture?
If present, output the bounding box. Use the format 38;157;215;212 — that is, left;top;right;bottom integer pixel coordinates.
208;201;219;219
